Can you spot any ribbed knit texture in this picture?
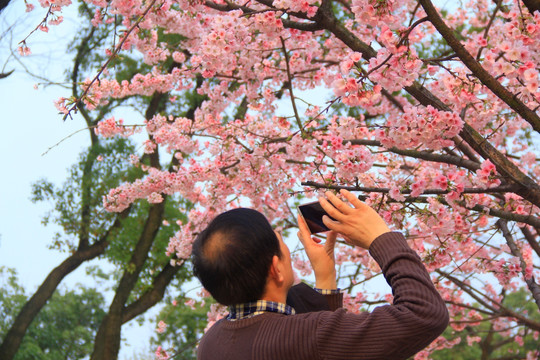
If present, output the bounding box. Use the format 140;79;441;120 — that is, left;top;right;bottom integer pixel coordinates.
197;232;449;360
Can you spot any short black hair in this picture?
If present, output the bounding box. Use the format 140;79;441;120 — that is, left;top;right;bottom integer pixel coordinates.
192;208;281;305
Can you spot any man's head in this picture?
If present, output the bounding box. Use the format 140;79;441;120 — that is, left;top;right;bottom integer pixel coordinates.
192;208;293;305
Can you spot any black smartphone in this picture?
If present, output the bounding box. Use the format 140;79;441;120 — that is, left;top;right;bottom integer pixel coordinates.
298;201;336;234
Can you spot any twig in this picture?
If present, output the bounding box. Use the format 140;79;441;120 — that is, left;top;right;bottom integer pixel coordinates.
301;181;519;195
62;0;160;120
497;220;540;310
18;5;54;48
279;36;305;135
476;0;503;60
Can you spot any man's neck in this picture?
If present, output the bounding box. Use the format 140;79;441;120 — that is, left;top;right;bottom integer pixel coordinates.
260;283;289;304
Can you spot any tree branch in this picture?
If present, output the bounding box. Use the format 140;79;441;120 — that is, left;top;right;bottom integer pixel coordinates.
520;226;540;258
497;220;540;310
122;261;184;323
438;270;540;331
521;0;540;15
346;139;482;171
301;181;540;228
417;0;540;133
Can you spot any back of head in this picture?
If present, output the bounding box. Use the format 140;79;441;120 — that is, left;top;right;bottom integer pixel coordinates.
192;208;281;306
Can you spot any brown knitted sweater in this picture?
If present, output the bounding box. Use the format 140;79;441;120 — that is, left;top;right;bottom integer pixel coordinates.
197;232;449;360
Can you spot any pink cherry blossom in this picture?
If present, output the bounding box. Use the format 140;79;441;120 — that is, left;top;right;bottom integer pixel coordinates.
29;0;540;355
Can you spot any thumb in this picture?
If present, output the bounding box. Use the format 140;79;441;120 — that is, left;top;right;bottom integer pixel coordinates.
297;214;316;250
324;231;337;257
325;231;337;249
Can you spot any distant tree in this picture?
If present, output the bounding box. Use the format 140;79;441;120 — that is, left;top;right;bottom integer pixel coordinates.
151;297;211;360
429;288;540;360
0;267;106;360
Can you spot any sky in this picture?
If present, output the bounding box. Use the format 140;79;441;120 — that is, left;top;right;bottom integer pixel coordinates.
0;3;156;359
0;5;86;287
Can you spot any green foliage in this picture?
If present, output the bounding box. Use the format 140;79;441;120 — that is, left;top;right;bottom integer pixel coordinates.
0;267;106;360
0;268;26;333
430;288;539;360
30;138;139;252
151;297;211;360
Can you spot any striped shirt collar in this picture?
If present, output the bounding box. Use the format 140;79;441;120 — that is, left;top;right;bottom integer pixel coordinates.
227;300;296;321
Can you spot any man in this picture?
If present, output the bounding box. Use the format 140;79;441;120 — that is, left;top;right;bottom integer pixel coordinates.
192;189;449;359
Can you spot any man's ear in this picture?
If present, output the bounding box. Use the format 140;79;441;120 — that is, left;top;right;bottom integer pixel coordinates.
269;255;284;283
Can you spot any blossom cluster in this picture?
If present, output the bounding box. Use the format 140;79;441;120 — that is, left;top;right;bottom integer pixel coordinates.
378;105;463;149
94;117;138;138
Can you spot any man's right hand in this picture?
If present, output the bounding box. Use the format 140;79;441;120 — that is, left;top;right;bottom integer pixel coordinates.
297;214;337;290
319;189;390;250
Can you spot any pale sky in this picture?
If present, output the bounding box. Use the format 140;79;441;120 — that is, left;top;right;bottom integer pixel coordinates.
0;3;155;358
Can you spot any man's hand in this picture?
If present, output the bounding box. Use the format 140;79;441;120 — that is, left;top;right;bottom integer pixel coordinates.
297;214;337;290
319;189;390;250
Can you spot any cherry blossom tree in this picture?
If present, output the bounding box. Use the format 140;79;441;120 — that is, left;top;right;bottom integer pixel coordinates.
16;0;540;359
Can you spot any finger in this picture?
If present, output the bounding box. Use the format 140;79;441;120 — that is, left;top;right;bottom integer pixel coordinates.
325;231;338;252
297;214;311;240
339;189;365;210
319;196;346;222
324;191;354;215
322;214;344;233
326;231;338;248
341;234;353;245
297;214;317;249
297;230;309;248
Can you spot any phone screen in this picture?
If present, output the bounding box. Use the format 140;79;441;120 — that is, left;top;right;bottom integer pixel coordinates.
298;201;336;234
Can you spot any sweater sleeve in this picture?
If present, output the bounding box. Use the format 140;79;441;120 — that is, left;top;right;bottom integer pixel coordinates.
286;282;343;313
316;232;449;360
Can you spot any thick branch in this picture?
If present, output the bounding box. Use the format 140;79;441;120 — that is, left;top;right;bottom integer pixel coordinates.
346;139;482;171
90;201;166;360
521;226;540;258
91;85;170;360
301;181;540;228
122;261;183;323
521;0;540;14
78;144;100;250
71;18;98;143
0;214;122;360
417;0;540;133
460;123;540;208
438;270;540;331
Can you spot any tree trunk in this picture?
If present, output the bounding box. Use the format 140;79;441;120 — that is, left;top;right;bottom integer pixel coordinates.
0;240;108;360
90;200;166;360
122;262;182;323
